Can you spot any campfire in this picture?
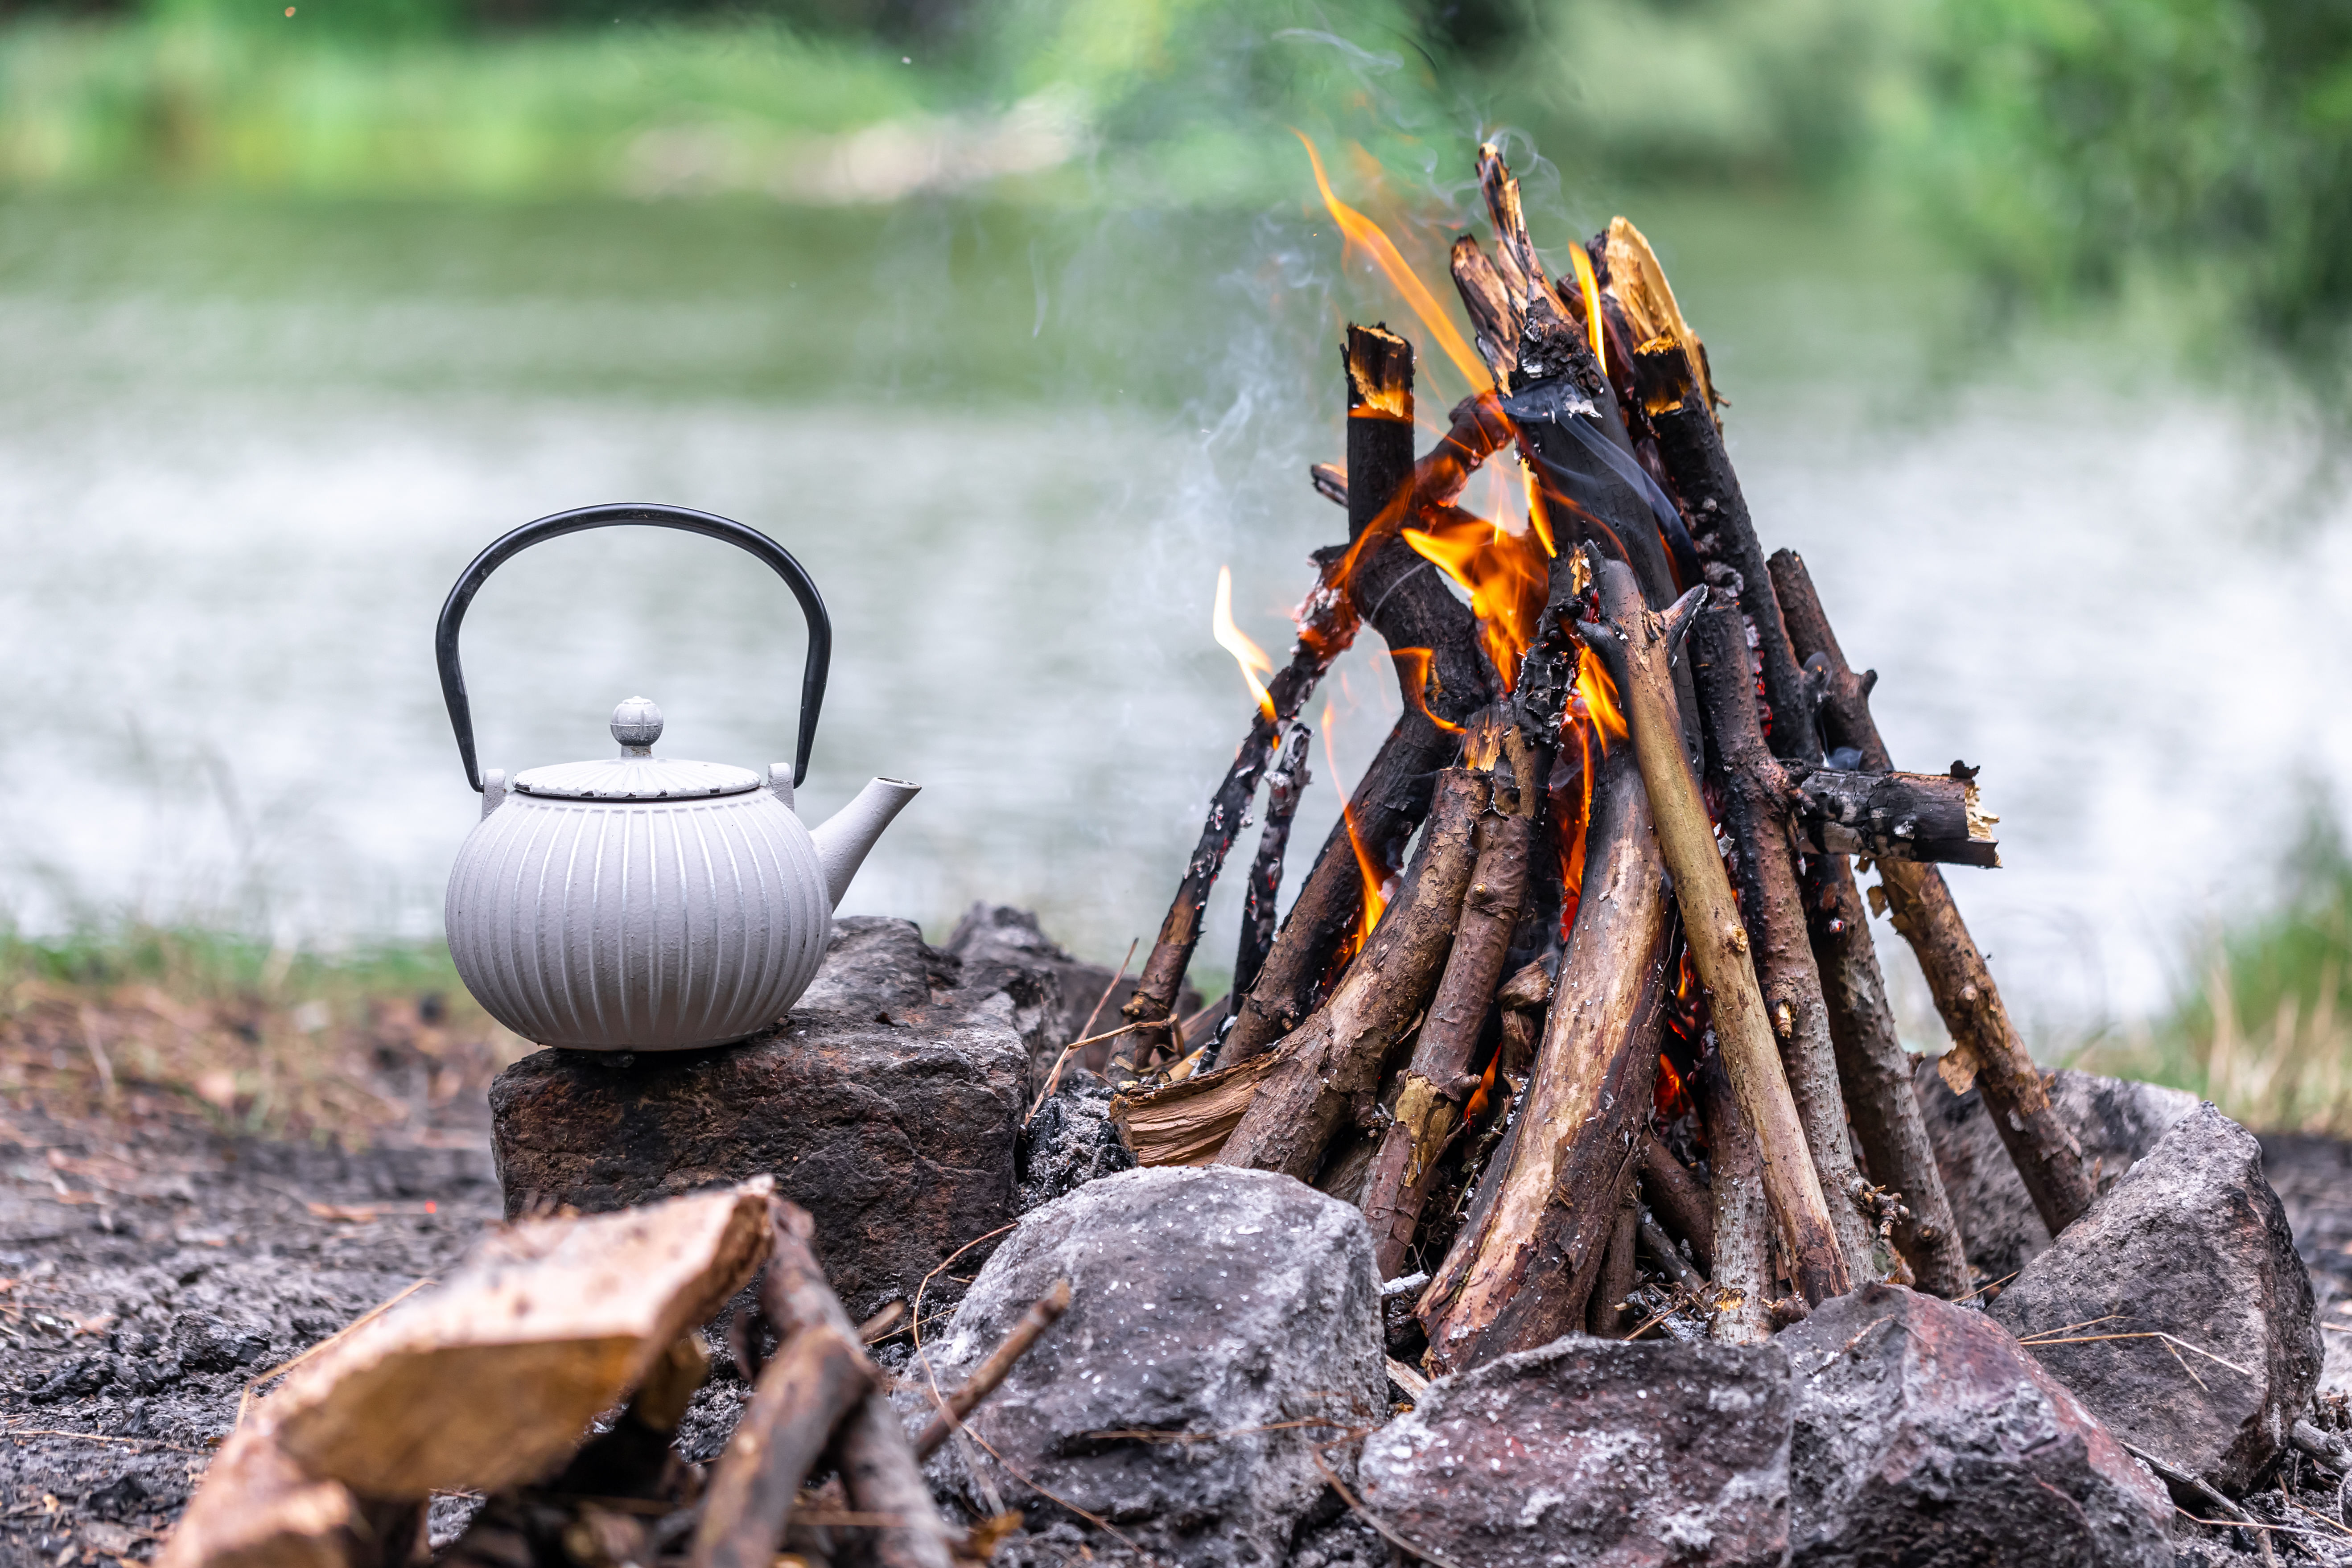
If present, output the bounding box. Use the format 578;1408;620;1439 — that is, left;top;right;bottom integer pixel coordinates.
128;135;2332;1568
1105;140;2029;1359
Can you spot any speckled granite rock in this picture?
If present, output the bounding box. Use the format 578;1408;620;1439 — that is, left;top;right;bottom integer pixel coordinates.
488;918;1024;1317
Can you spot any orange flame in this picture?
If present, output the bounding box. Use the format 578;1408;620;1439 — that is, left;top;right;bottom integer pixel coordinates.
1401;511;1550;690
1573;646;1629;747
1565;242;1606;377
1388;647;1466;734
1213;565;1277;724
1321;697;1388;952
1296;131;1493;395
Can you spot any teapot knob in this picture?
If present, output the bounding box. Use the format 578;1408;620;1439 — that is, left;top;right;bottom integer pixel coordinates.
611;696;663;754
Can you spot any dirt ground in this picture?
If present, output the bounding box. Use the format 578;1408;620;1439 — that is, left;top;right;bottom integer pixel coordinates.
8;1045;2352;1566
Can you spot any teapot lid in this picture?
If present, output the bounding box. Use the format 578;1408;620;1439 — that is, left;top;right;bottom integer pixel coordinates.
511;698;762;801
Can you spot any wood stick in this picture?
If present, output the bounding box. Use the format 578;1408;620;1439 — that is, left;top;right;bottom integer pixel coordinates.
1228;720;1312;1017
914;1280;1073;1459
1688;603;1882;1282
690;1326;872;1568
1588;1185;1641;1337
1359;722;1539;1276
1638;1208;1709;1296
1576;553;1848;1304
1695;1049;1773;1344
1639;1137;1714;1273
1792;765;1998;866
1215;768;1486;1179
760;1202;957;1568
1767;548;2097;1235
1417;734;1672;1373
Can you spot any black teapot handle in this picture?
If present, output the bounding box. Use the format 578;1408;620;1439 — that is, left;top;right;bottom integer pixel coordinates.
435;503;832;791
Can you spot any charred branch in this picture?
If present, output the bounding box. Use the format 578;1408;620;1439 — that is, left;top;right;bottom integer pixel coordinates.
1794;765;1999;868
1215;768;1487;1180
1576;553;1848;1305
1229;721;1312;1012
1768;548;2097;1236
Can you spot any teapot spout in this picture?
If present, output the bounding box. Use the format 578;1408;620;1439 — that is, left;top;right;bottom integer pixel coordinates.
808;778;921;909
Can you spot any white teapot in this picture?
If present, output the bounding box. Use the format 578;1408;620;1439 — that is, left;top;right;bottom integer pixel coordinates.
434;504;918;1052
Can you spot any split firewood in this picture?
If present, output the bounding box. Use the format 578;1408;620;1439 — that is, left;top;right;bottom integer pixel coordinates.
1695;1049;1774;1345
1416;727;1672;1372
1223;332;1499;1063
1108;1051;1278;1165
1621;266;1974;1296
257;1181;774;1497
914;1279;1074;1459
1575;552;1849;1305
158;1425;423;1568
690;1325;874;1568
1216;768;1486;1179
1359;715;1541;1277
759;1200;959;1568
1768;547;2098;1235
1640;1137;1714;1273
1450;234;1520;388
1228;721;1312;1016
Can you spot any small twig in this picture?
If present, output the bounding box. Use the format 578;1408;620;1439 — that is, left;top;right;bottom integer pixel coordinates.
2013;1328;2254;1379
855;1301;906;1344
914;1280;1072;1459
1027;1017;1153;1127
1950;1270;2019;1305
0;1426;203;1455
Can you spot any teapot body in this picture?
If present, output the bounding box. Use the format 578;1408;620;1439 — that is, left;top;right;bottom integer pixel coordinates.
445;786;831;1051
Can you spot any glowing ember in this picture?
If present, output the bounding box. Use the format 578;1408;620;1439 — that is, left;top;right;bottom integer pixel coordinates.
1321;697;1389;954
1296;132;1493;395
1213;564;1277;724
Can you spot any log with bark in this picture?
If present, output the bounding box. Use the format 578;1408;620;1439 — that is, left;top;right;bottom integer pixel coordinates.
1214;766;1486;1179
1768;547;2097;1235
1574;552;1849;1305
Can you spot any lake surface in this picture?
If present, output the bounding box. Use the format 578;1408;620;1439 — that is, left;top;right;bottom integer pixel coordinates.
2;191;2344;1049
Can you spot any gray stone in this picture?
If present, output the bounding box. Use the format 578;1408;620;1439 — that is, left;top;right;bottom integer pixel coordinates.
1784;1284;2171;1568
1990;1103;2322;1494
912;1165;1384;1568
1358;1337;1792;1568
488;918;1025;1317
1914;1061;2200;1285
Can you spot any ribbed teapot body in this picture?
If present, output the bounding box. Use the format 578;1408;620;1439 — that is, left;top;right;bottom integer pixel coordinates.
445;789;831;1051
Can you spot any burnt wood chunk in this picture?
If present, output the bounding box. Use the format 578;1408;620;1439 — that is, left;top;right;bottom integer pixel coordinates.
489;918;1024;1320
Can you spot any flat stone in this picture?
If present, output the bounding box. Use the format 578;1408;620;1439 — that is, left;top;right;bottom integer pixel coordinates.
911;1165;1384;1568
1358;1336;1792;1568
1990;1102;2322;1494
488;918;1025;1318
1784;1283;2171;1568
1914;1061;2200;1284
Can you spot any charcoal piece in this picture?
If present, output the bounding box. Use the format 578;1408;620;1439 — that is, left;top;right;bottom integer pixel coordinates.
1990;1103;2323;1495
910;1165;1385;1568
1784;1284;2171;1568
1357;1336;1791;1568
1915;1062;2199;1286
1014;1079;1135;1212
490;918;1024;1320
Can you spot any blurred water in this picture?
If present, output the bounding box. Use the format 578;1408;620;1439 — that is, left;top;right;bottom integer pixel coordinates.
1;193;2346;1046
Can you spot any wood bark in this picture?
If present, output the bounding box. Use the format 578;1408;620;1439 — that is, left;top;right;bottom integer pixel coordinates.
761;1202;957;1568
1793;766;1998;867
1417;735;1673;1373
1588;1185;1641;1337
1640;1137;1714;1272
1359;728;1539;1277
1228;721;1312;1012
1215;769;1486;1180
1689;604;1882;1281
1767;547;2097;1235
1638;1207;1709;1296
914;1280;1073;1460
1696;1050;1773;1345
1576;554;1848;1305
689;1325;872;1568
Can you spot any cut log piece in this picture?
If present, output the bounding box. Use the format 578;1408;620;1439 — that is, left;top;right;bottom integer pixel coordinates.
689;1325;873;1568
1109;1052;1277;1167
1576;554;1848;1305
157;1425;422;1568
258;1181;774;1498
1689;604;1883;1284
1216;768;1487;1180
1418;733;1673;1373
1793;765;1998;867
1768;547;2097;1236
1359;720;1539;1277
